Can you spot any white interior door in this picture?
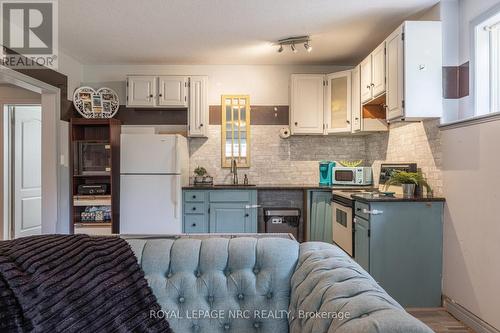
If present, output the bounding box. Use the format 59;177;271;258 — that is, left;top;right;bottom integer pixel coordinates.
13;105;42;238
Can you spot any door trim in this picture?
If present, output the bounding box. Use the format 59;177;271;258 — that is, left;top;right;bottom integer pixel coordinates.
0;65;61;239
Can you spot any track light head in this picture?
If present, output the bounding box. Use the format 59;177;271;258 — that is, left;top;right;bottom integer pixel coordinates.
304;43;312;52
277;44;283;53
291;43;297;53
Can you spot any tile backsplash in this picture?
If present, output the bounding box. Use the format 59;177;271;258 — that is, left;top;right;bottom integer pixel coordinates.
188;120;443;196
189;125;365;185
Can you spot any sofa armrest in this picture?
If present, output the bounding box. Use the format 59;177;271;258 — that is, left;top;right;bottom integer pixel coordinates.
289;242;433;333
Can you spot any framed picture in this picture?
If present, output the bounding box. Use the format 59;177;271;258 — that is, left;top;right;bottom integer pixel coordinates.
92;95;102;108
101;93;114;101
102;101;112;113
83;101;92;113
79;92;91;101
73;86;119;118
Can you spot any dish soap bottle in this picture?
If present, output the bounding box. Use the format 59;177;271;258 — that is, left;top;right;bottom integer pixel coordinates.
243;174;249;185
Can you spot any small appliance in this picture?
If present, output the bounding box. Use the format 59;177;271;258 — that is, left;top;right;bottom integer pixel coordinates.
73;141;111;176
332;166;372;185
319;161;335;185
77;184;108;195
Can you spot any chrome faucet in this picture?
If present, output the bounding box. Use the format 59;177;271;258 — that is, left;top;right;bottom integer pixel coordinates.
230;159;238;184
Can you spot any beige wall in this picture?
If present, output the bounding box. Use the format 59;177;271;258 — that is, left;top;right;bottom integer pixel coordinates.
0;85;41;240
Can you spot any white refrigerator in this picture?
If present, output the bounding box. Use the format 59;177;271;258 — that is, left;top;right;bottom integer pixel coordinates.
120;134;189;234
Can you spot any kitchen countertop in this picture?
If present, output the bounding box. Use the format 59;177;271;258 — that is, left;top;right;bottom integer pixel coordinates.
351;193;446;203
182;184;375;190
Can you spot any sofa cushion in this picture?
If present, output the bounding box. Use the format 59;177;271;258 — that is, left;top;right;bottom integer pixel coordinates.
127;237;299;333
289;242;433;333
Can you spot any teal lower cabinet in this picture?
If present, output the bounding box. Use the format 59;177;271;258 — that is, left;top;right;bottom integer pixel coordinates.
307;190;333;243
183;189;257;233
353;200;444;307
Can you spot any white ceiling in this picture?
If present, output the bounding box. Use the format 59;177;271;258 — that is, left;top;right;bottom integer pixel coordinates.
59;0;439;65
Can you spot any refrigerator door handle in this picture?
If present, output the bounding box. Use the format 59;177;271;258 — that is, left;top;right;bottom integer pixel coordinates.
172;175;179;219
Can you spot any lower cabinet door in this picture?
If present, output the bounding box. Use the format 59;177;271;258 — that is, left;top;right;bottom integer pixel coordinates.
184;215;208;233
354;217;370;272
209;203;252;233
309;191;333;243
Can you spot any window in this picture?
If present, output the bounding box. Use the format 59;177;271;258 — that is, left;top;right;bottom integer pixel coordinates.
473;7;500;116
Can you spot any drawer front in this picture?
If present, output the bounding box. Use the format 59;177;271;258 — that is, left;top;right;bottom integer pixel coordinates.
184;191;205;202
355;201;370;220
184;215;208;233
209;190;253;203
184;202;205;214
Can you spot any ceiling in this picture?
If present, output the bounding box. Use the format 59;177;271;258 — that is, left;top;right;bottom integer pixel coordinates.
59;0;439;65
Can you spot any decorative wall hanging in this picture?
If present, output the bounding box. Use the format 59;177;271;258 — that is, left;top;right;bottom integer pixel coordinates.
73;86;120;118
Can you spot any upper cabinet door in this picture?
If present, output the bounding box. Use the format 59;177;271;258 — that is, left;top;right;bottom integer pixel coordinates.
290;74;325;134
351;65;362;132
385;25;404;121
360;55;372;103
188;76;208;137
127;76;157;107
371;42;386;98
158;76;188;107
325;70;352;134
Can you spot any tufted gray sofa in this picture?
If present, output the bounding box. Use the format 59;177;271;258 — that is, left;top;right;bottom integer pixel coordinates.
126;237;433;333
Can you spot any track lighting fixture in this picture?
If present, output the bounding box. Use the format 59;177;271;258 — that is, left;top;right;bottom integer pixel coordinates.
274;36;311;54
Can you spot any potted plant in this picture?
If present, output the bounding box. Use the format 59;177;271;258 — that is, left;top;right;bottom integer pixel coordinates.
385;171;432;197
193;166;207;184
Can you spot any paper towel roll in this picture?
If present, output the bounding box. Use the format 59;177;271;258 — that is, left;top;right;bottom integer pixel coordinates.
279;127;291;139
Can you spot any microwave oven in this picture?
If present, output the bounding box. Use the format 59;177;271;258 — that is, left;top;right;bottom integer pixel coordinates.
332;167;372;185
73;141;111;176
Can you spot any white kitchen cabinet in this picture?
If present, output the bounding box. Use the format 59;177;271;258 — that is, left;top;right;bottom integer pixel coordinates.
351;65;362;132
325;70;351;134
360;42;386;104
360;56;372;103
290;74;325;134
385;21;442;121
371;42;386;97
158;76;188;107
127;76;157;107
188;76;208;137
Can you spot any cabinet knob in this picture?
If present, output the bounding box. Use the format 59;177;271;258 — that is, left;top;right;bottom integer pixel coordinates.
191;223;196;227
245;213;249;217
294;122;298;126
159;93;163;97
355;117;359;120
371;83;375;87
366;85;371;89
200;123;204;127
149;94;154;98
346;120;350;124
192;195;196;199
192;207;196;211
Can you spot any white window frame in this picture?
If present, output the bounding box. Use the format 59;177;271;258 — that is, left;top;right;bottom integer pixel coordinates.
472;3;500;116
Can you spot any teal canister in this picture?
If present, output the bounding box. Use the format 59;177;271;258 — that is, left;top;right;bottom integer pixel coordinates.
319;161;335;185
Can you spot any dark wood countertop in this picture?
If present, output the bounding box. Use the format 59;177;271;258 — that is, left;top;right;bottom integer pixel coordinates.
182;184;375;191
351;193;446;203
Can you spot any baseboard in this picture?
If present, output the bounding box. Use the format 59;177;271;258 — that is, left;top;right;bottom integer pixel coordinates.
443;296;500;333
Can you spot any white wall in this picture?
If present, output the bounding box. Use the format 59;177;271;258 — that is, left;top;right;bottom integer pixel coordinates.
58;51;83;100
441;0;500;330
82;64;350;105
